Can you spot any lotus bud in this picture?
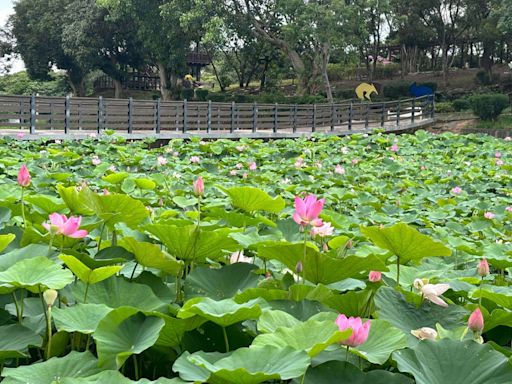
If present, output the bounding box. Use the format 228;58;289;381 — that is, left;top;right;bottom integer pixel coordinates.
368;271;382;282
17;164;31;187
193;176;204;196
477;258;489;277
43;289;58;307
411;327;438;340
295;261;303;274
468;308;484;334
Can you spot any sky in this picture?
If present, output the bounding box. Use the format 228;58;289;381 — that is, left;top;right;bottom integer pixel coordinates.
0;0;24;73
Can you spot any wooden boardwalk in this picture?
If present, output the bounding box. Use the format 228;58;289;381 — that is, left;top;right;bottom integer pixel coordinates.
0;94;435;139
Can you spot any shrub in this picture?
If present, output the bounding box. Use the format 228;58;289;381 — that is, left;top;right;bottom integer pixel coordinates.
475;70;500;85
383;82;410;99
195;89;209;101
207;93;229;102
452;98;470;111
435;102;455;113
181;88;195;100
470;94;509;121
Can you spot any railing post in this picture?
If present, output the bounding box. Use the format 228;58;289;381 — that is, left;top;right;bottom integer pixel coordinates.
364;102;369;129
19;98;24;129
293;104;298;133
312;104;317;132
348;102;353;131
430;96;435;119
30;94;36;134
273;103;278;133
183;99;188;133
207;100;212;133
230;101;235;133
64;95;71;134
330;103;335;131
128;97;133;133
97;96;104;133
396;100;401;126
252;102;257;133
380;102;385;127
411;98;416;124
155;99;161;133
49;101;53;130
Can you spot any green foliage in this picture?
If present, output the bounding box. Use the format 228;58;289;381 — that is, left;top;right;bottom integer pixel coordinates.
452;98;470;111
181;89;195;101
470;94;509;121
0;72;70;96
195;88;209;101
435;102;455;113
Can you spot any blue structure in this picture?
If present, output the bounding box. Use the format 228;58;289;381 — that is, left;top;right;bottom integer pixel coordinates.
409;82;433;97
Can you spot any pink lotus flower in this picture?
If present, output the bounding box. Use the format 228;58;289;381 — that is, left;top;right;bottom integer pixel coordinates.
505;137;511;141
229;170;237;176
236;145;246;152
484;212;495;220
335;165;345;174
506;206;512;213
190;156;200;164
496;159;504;166
88;133;97;138
368;271;382;282
411;327;438;340
451;186;462;195
468;308;484;333
43;213;88;238
294;158;304;168
414;279;450;307
17;132;25;139
336;314;371;347
390;144;399;152
91;156;101;166
17;165;31;187
157;156;168;166
495;151;502;158
235;163;243;169
477;258;489;277
193;176;204;196
351;158;359;165
293;195;325;227
311;221;334;237
249;162;257;170
242;172;248;179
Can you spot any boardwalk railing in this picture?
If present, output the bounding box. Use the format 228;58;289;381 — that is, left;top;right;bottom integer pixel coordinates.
0;94;434;136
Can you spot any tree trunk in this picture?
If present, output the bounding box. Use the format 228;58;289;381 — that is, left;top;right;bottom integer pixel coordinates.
157;61;171;101
69;79;85;97
205;48;226;92
113;78;123;99
320;43;333;103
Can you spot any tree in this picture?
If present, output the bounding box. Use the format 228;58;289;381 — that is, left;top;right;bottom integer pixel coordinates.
11;0;87;95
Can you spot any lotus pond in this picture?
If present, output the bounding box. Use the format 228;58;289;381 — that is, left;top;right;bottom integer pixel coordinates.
0;130;510;384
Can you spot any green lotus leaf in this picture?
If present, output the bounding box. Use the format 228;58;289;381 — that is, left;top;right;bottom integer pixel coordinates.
470;285;512;308
484;309;512;332
0;324;43;359
0;244;49;271
146;224;238;262
1;351;101;384
252;319;352;357
257;242;386;284
184;263;259;300
60;370;186;383
352;319;408;364
482;243;512;269
59;254;122;285
323;289;373;318
173;345;310;384
24;195;66;215
218;186;285;213
102;172;129;184
92;194;149;229
375;287;467;334
298;361;413;384
52;303;112;334
361;223;451;264
120;237;183;276
178;297;262;327
0;256;74;293
71;276;167;311
393;339;512;384
93;307;165;369
57;185;96;215
0;234;16;253
134;178;156;190
257;309;301;333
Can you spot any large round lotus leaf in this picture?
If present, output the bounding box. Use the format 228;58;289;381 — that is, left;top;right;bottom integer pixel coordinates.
361;223;451;263
257;310;301;333
296;361;413;384
375;287;467;333
59;254;122;285
178;297;262;327
0;256;74;293
218;186;286;213
269;299;332;321
52;303;112;334
0;324;42;359
352;320;408;364
93;307;165;370
71;276;166;311
1;351;101;384
60;370;186;383
146;224;239;262
257;242;386;284
252;319;352;357
393;339;512;384
0;234;15;253
173;345;310;384
0;244;49;272
470;285;512;308
184;263;259;300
